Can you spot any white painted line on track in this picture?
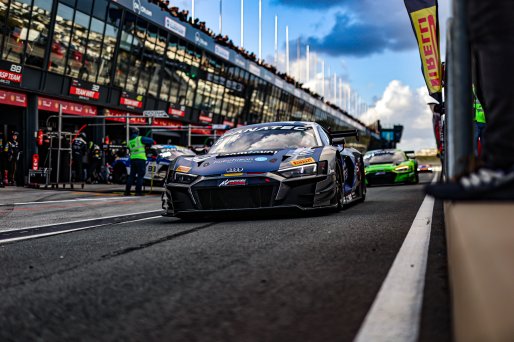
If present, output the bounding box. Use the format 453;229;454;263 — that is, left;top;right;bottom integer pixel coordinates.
0;197;130;206
0;210;162;233
354;172;439;342
0;215;162;244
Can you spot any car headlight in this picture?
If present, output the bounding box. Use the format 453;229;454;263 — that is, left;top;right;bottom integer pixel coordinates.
279;163;317;178
394;165;411;173
172;172;198;184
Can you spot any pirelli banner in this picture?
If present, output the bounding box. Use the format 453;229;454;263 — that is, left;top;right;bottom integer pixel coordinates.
404;0;442;102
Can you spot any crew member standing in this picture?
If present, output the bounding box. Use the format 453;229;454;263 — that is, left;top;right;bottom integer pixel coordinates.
474;95;486;157
125;127;153;196
72;132;87;182
4;131;20;185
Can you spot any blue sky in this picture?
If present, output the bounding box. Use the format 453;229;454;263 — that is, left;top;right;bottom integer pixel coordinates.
174;0;451;150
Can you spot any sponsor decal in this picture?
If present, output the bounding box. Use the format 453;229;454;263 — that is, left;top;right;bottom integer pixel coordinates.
69;79;101;100
226;167;244;173
202;162;210;167
243;125;308;133
222;173;244;177
291;157;316;166
165;17;186;37
404;0;441;100
219;179;247;187
215;45;230;60
133;0;152;16
254;157;268;162
212;158;254;164
176;165;191;173
269;158;278;163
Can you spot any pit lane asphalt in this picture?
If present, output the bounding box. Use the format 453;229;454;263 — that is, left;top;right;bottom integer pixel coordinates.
0;173;450;342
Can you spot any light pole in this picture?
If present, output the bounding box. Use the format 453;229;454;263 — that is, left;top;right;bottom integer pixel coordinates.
274;15;278;66
258;0;262;60
306;45;310;82
219;0;223;34
286;25;289;75
192;0;195;20
241;0;244;47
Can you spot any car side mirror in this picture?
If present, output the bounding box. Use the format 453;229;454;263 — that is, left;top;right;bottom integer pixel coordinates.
332;137;345;145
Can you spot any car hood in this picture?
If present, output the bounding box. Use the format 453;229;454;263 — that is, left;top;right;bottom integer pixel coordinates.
174;147;323;176
365;161;412;172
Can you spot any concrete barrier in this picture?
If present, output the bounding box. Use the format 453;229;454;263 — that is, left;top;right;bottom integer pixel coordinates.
445;202;514;341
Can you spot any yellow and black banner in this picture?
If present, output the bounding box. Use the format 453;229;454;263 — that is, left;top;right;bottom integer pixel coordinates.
404;0;442;102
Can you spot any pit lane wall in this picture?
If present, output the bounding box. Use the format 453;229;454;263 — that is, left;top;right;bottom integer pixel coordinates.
444;202;514;341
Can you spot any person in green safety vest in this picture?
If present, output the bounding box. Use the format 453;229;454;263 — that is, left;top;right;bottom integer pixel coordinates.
474;95;486;157
124;127;154;196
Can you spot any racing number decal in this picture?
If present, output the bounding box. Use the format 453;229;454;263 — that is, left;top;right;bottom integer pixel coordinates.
147;165;157;173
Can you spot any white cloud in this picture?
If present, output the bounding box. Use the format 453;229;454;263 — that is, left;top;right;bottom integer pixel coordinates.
360;80;436;151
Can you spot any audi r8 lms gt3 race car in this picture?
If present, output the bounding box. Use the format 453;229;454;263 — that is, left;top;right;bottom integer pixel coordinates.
364;149;419;186
112;145;195;185
161;122;366;217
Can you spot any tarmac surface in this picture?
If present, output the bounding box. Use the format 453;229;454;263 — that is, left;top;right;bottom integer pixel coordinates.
0;173;450;341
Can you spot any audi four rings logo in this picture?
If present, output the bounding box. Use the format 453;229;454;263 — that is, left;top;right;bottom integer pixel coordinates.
226;168;243;173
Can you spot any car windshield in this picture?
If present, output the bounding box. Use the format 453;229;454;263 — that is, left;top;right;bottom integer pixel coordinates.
364;151;406;165
155;147;195;158
209;125;318;154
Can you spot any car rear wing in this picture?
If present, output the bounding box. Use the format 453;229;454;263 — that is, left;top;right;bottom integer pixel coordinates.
330;129;360;144
404;150;416;159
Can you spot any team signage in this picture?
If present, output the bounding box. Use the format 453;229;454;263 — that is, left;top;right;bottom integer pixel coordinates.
119;91;143;109
165;17;186;37
69;79;101;100
0;61;23;87
168;104;186;117
0;89;26;107
38;97;97;116
404;0;442;101
143;110;169;118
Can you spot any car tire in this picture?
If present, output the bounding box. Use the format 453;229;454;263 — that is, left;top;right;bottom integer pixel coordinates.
334;162;344;211
413;172;419;184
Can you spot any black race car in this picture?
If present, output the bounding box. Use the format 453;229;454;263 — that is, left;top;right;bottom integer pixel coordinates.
161;122;366;217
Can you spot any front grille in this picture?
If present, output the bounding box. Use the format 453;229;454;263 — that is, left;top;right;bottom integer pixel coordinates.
366;172;397;185
196;186;275;210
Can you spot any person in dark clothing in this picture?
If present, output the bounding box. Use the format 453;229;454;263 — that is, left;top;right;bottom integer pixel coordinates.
72;132;87;182
0;132;4;188
426;0;514;200
88;144;103;183
124;127;153;196
4;131;20;185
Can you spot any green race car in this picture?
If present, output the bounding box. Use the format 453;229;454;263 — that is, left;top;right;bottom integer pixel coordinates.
364;149;419;186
